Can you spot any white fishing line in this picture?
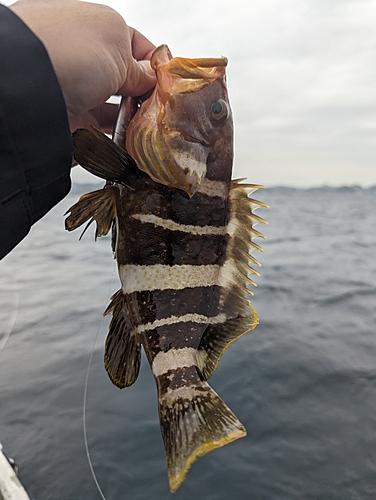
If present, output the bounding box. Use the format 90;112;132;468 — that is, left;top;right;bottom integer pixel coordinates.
83;262;117;500
0;263;19;352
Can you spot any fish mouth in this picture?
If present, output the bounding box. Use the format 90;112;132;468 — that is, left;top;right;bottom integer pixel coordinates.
151;44;228;94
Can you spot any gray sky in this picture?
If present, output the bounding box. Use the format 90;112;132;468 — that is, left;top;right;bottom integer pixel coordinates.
5;0;376;187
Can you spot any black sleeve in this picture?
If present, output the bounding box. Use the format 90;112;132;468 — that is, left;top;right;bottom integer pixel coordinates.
0;5;74;259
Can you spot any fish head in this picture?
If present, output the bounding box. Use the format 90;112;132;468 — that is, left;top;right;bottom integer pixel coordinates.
126;45;233;197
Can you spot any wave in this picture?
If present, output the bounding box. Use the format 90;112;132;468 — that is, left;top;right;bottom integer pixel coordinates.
263;185;376;193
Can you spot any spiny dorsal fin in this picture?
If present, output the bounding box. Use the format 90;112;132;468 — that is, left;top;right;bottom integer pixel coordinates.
219;181;267;315
198;182;267;379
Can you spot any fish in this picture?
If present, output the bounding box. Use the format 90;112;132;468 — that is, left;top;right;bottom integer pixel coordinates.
65;44;267;492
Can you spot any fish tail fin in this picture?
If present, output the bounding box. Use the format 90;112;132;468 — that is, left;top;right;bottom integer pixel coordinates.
157;379;246;492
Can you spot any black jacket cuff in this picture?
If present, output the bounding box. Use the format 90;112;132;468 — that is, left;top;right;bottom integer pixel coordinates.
0;5;73;259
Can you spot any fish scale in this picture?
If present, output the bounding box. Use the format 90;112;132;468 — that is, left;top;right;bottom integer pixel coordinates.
65;44;267;493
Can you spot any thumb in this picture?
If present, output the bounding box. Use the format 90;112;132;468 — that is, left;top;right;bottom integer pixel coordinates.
118;59;157;97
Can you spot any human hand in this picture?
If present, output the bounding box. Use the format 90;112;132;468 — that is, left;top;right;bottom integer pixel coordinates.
10;0;157;133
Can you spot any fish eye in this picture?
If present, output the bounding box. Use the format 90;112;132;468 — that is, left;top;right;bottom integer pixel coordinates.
210;99;228;122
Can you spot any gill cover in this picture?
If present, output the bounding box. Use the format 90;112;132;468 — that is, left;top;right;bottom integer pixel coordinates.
126;45;229;197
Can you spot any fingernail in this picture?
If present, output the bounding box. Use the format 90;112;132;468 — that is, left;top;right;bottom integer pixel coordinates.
139;59;156;79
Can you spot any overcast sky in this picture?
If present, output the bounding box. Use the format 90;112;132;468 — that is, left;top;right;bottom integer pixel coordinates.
5;0;376;187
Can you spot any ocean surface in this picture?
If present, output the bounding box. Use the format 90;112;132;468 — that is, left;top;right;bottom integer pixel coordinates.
1;184;376;500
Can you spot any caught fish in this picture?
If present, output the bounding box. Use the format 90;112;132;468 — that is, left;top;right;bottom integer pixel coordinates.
65;45;267;492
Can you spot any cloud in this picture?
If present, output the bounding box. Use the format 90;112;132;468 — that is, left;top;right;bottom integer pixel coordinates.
4;0;375;186
108;0;376;186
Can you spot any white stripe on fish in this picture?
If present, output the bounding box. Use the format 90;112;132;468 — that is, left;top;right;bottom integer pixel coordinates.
132;213;227;236
152;347;205;377
196;178;228;198
119;264;220;293
137;312;227;334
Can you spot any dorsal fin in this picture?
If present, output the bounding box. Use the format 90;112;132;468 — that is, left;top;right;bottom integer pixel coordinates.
198;182;268;379
199;310;258;380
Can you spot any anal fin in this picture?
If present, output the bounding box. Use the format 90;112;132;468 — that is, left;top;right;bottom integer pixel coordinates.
103;290;141;388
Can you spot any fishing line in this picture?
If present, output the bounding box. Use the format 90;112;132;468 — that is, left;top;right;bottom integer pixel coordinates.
83;261;117;500
0;264;19;352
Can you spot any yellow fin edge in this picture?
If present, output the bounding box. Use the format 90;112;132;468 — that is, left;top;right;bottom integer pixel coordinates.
168;428;247;493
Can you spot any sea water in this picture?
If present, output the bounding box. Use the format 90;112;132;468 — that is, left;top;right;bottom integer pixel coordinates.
1;185;376;500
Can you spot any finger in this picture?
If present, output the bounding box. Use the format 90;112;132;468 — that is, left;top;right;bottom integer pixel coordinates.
69;113;101;134
68;103;119;134
128;26;156;61
95;103;120;133
117;59;157;97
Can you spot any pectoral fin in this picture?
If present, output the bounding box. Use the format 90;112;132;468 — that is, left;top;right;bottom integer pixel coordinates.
73;128;138;185
103;290;141;388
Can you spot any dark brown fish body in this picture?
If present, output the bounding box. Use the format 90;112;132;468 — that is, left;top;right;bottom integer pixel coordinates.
65;45;267;492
